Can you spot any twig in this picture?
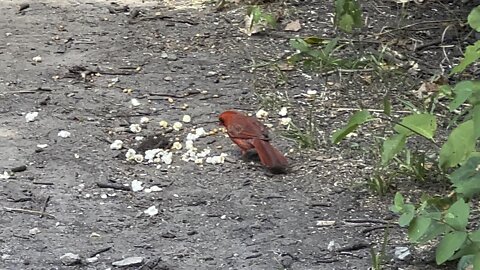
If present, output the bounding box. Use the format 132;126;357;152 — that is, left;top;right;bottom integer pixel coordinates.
320;68;375;76
343;218;389;224
96;182;131;191
4;207;55;219
335;242;371;252
362;224;397;234
374;19;458;37
4;87;53;94
32;181;54;185
40;195;51;218
148;89;201;99
88;246;112;258
334;107;411;114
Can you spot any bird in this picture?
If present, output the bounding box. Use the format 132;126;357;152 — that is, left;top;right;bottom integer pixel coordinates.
219;110;288;174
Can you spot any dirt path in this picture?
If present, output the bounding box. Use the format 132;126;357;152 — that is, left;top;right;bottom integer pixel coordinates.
0;0;470;269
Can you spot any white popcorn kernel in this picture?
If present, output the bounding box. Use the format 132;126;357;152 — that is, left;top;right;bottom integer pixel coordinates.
182;115;191;123
131;180;144;192
129;124;142;133
171;142;182;150
131;98;141;107
280;117;292;126
125;149;136;160
140;117;150;124
278;107;288;117
133;154;144;163
256;109;269;119
161;152;173;165
172;122;183;131
110;140;123;150
32;56;42;62
159;120;168;128
144;206;158;217
307;90;317;96
57;130;71;138
25;112;39;122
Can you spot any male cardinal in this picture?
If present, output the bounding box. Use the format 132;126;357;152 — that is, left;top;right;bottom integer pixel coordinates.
219;110;288;174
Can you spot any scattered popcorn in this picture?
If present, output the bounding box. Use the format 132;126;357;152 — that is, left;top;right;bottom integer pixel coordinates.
185;140;195;150
25;112;38;122
194;158;204;164
307;90;317;96
57;130;71;138
195;127;207;137
135;136;144;141
37;144;48;148
110;140;123;150
133;154;144;163
140;117;150;124
131;98;141;107
197;148;211;158
181;103;189;109
159;120;168;128
265;123;273;128
100;194;108;199
144;185;162;193
278;107;288;117
173;122;183;131
161;152;173;165
32;56;42;62
74;153;80;159
131;180;144;192
182;115;191;123
171;142;182;150
129;124;141;133
168;97;174;103
125;149;137;160
256;109;269;119
280;117;292;126
144;206;158;217
145;149;162;162
206;153;227;164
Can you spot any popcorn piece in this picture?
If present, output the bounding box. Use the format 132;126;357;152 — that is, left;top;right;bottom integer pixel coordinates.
144;206;158;217
57;130;71;138
140;117;150;124
37;144;48;148
171;142;182;150
32;56;42;62
159;120;168;128
144;149;162;162
25;112;38;122
172;122;183;131
182;115;191;123
206;153;227;164
161;152;173;165
185;140;195;150
131;98;141;107
125;149;137;161
256;109;269;119
110;140;123;150
280;117;292;126
131;180;144;192
278;107;288;117
129;124;141;133
133;154;144;163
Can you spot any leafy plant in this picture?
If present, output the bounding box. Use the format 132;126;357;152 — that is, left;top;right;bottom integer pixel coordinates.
332;5;480;269
334;0;362;32
242;5;277;36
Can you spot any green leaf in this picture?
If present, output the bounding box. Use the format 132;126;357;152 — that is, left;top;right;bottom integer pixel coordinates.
331;110;372;144
408;216;431;242
383;95;392;116
450;156;480;199
418;221;447;243
468;6;480;32
394;113;437;139
471;229;480;242
450;41;480;75
290;38;311;54
474;253;480;270
334;0;362;33
381;134;406;165
393;192;404;210
399;204;415;227
448;81;480;111
474;105;480;138
445;199;469;230
439;120;477;169
436;231;468;264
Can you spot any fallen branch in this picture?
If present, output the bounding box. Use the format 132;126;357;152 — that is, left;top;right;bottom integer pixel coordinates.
4;207;55;219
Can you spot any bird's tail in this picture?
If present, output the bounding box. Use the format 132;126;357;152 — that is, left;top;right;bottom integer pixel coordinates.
252;138;288;174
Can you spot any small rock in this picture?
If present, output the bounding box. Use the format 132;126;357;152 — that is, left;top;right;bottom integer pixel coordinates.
85;256;98;263
32;56;42;62
164;76;173;81
112;256;143;267
167;54;178;61
25;112;38;122
144;206;158;217
57;130;71;138
60;253;81;266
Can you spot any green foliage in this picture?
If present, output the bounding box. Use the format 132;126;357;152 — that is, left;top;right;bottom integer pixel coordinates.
334;0;363;32
468;6;480;32
331;110;371;144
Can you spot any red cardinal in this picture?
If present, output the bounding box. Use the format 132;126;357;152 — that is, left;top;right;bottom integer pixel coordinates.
219;110;288;174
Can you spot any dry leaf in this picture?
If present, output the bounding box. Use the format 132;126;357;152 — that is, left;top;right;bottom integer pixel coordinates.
284;20;301;32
